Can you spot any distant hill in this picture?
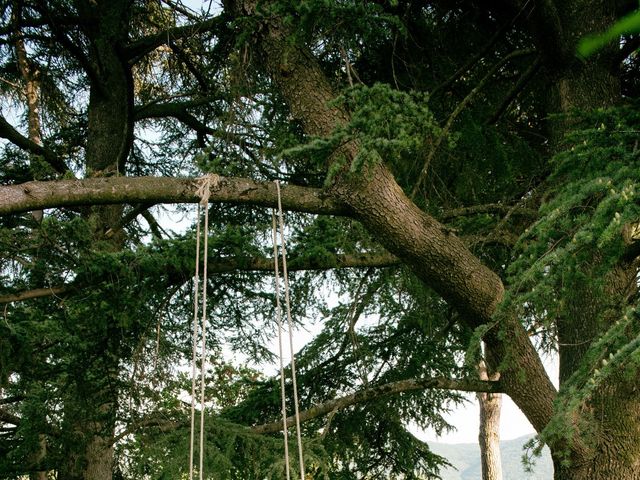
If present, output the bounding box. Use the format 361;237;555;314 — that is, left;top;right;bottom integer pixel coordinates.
428;434;553;480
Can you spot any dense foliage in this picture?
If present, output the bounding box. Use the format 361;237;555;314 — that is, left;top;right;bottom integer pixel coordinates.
0;0;638;479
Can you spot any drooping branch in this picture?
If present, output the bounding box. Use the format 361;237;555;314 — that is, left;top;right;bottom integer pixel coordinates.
0;252;400;305
111;376;500;443
0;13;82;36
441;203;538;221
111;415;181;446
486;55;542;125
0;114;69;174
135;101;257;151
104;203;156;239
140;210;167;240
35;2;104;92
0;176;349;216
168;40;213;92
310;272;385;374
464;231;520;248
160;0;201;21
135;97;221;117
252;377;503;434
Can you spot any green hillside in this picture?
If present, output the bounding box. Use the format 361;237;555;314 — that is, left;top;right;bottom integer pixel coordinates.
429;435;553;480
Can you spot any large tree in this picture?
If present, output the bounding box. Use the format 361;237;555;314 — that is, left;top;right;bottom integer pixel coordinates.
0;1;639;479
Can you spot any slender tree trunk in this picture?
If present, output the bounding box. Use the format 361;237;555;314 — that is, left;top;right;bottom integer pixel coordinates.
13;16;43;223
477;359;502;480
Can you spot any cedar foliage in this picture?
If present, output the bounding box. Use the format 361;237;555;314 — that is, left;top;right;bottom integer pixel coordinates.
0;0;638;479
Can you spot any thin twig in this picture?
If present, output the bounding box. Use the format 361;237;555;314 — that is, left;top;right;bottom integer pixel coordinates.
486;55;542;125
429;0;532;98
411;49;536;199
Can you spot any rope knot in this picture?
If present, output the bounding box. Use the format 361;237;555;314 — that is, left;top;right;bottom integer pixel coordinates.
196;173;220;205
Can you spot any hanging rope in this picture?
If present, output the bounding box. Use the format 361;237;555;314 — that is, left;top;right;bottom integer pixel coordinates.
188;176;304;479
188;202;201;480
273;180;306;480
272;212;291;480
189;174;219;480
198;196;209;480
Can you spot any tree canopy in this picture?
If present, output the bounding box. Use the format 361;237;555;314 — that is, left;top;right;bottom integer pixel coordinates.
0;1;639;479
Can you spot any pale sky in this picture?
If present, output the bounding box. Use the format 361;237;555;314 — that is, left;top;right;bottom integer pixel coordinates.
420;354;559;444
263;309;559;444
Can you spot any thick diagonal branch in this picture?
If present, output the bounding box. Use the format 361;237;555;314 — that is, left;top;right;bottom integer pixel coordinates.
230;0;557;434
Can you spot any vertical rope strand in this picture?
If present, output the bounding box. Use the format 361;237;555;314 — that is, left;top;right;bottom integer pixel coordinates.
189;204;202;480
190;175;218;480
275;181;306;480
198;203;209;480
272;212;291;480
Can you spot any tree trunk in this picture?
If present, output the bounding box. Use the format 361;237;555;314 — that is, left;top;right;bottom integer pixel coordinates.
552;374;640;480
497;1;640;477
551;261;640;480
555;0;620;110
13;15;48;479
477;359;502;480
80;0;133;246
58;384;117;480
28;435;47;480
57;2;134;478
539;3;640;479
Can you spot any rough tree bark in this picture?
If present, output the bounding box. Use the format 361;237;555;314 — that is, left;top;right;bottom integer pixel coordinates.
0;176;346;216
13;10;47;478
529;2;640;478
